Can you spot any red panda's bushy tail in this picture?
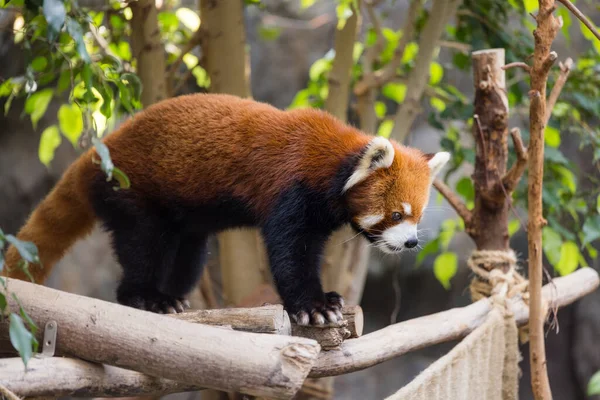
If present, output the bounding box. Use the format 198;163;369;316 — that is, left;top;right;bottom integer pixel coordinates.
3;151;97;284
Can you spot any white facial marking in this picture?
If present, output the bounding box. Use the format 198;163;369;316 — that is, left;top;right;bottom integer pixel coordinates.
428;152;451;179
401;202;412;216
359;214;384;229
343;137;395;193
378;221;418;254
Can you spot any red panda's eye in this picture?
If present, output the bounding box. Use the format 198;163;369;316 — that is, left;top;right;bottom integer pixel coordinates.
391;212;402;221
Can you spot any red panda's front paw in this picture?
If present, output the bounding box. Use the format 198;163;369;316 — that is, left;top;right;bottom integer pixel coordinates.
290;291;345;326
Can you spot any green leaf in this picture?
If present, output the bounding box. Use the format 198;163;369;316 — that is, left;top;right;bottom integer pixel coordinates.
192;66;210;88
301;0;315;8
309;58;331;81
439;219;457;250
92;137;114;180
556;241;579;276
0;292;6;313
582;216;600;246
544;126;561;148
434;252;458;290
38;125;62;167
5;235;39;264
158;11;179;33
58;104;83;146
258;26;281;41
377;120;394;138
430;97;446;112
542;227;562;266
456;177;474;203
9;313;34;367
416;238;439;267
382;82;406;103
57;69;71;94
374;101;386;118
429;62;444;85
24;89;53;129
524;0;538;13
508;219;521;237
112;167;130;190
596;194;600;214
121;73;143;105
552;165;576;193
352;42;364;63
43;0;66;41
176;7;200;31
588;371;600;396
66;18;91;63
335;2;354;30
108;41;132;61
401;42;419;64
31;56;48;72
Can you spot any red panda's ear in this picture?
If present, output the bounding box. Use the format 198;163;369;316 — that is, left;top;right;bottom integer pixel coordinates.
427;152;450;178
343;137;394;193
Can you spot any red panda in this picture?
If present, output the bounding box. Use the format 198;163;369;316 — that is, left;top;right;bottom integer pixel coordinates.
3;93;449;325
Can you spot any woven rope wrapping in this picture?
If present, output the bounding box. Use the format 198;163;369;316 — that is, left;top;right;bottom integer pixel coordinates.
468;250;529;303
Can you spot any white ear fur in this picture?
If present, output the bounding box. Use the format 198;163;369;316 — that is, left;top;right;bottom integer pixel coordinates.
343;137;395;193
428;152;450;178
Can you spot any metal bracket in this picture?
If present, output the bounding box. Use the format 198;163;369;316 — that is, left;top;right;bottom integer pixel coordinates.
41;320;57;357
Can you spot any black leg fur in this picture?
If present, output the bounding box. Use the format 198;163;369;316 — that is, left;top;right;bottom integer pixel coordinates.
158;232;208;298
262;183;346;325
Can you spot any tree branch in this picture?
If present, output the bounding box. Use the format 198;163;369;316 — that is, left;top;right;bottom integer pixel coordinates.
501;128;528;193
391;0;463;142
433;178;472;226
545;57;573;123
556;0;600;41
324;5;359;119
502;62;531;73
167;27;205;84
527;1;561;396
353;0;423;96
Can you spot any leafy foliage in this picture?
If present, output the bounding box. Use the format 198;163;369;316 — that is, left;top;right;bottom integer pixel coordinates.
0;229;39;367
291;0;600;287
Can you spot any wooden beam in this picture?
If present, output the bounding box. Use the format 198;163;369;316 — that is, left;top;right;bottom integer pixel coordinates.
0;279;320;399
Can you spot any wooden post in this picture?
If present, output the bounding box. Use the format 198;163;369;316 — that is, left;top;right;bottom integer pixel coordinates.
0;279;320;399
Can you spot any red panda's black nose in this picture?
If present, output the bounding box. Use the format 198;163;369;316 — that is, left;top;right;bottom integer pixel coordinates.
405;238;418;248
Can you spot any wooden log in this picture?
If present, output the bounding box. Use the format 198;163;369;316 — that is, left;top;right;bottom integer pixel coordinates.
0;357;203;397
309;267;599;378
0;279;320;399
169;305;291;335
291;306;363;350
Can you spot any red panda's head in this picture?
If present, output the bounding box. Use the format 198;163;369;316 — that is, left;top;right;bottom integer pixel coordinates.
343;137;449;254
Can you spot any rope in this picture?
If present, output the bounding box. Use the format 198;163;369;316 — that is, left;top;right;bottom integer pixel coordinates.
468;250;529;303
468;249;530;342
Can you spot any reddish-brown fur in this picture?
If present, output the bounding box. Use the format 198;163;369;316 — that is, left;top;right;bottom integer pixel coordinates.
3;93;433;284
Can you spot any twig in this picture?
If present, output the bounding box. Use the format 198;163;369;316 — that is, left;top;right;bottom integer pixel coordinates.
502;62;531;73
167;28;205;81
545;57;573;123
438;39;472;53
502;128;528;193
433;178;473;226
556;0;600;41
541;51;558;73
0;383;20;400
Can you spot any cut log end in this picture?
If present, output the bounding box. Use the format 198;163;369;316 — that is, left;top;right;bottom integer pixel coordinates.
291;306;363;350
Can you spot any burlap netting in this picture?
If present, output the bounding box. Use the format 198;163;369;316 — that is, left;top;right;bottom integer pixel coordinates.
386;250;525;400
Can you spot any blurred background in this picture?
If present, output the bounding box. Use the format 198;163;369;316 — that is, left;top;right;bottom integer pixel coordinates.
0;0;599;398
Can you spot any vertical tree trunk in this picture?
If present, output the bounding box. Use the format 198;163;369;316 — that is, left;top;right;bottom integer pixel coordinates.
199;0;270;307
130;0;167;106
469;49;510;252
528;1;561;398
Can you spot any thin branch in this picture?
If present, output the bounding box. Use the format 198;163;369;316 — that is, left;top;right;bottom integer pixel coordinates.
545;57;574;123
502;62;531;73
541;51;558;73
433;178;473;225
501;128;528;194
556;0;600;41
0;383;20;400
167;27;205;82
353;0;423;96
438;39;472;53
